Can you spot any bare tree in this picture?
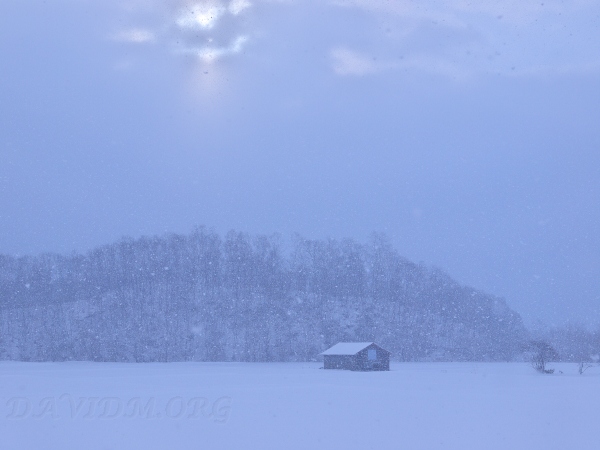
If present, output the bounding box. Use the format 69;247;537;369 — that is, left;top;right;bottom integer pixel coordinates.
578;361;594;375
530;340;558;374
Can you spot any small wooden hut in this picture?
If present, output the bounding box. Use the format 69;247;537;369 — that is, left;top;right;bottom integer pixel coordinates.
320;342;391;371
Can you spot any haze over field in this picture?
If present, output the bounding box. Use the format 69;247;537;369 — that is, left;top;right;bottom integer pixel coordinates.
1;0;599;326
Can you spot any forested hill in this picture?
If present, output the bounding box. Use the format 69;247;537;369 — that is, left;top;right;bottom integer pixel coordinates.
0;228;527;362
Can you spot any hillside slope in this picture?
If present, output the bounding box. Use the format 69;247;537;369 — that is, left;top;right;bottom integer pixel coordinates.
0;228;527;361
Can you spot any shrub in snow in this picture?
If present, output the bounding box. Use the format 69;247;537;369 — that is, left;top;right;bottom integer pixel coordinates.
529;340;558;374
577;361;594;375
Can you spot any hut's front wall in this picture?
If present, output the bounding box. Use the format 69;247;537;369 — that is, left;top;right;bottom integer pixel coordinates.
323;355;357;370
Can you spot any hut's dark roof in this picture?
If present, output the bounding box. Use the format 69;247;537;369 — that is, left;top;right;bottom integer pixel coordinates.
320;342;390;356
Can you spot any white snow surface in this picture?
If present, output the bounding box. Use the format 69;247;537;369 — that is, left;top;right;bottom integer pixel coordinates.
320;342;375;355
1;362;598;450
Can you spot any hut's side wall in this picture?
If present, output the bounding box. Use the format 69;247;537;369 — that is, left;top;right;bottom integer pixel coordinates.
356;345;390;371
381;352;390;370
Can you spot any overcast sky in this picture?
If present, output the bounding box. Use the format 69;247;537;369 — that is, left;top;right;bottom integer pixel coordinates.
1;0;599;326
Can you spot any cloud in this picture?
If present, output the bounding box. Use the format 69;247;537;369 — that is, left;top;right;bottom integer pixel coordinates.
332;0;593;24
329;0;600;79
109;0;600;79
228;0;252;15
176;2;227;30
175;0;252;30
182;35;249;63
331;0;464;26
168;1;253;62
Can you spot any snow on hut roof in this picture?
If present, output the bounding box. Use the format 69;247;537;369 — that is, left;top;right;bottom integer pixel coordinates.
320;342;375;355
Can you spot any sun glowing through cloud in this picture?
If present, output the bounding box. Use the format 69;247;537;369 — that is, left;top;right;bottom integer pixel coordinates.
179;35;249;63
174;0;252;31
176;2;227;30
171;1;252;65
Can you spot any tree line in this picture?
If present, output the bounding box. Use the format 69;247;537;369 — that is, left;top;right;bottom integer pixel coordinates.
1;227;531;362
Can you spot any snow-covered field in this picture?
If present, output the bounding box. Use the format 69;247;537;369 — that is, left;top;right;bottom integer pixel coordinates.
1;361;598;450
